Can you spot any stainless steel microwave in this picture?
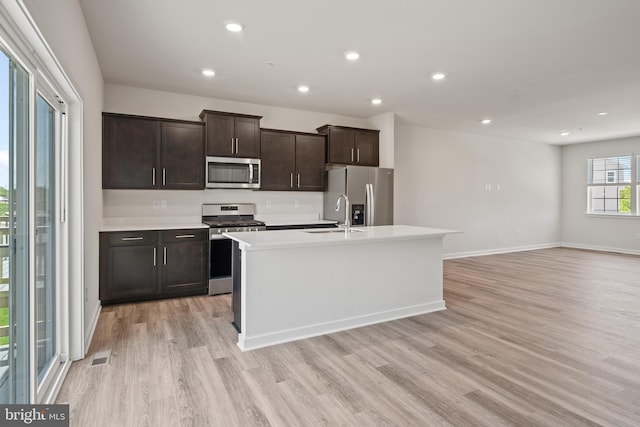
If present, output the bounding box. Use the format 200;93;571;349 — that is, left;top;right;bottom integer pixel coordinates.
205;156;261;189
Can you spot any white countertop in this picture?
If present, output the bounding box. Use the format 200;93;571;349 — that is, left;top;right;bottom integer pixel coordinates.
100;216;209;232
225;225;460;250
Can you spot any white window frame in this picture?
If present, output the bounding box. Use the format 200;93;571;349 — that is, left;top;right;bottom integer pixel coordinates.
586;153;638;217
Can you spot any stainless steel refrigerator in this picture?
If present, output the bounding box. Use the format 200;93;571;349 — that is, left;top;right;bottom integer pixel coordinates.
323;166;394;226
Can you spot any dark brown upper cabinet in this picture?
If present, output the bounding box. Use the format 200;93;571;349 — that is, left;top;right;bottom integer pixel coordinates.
260;129;326;191
316;125;379;166
102;113;205;190
199;110;262;158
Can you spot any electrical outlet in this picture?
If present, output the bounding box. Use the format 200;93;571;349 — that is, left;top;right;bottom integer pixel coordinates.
160;200;167;209
152;200;160;210
266;200;272;209
294;200;300;209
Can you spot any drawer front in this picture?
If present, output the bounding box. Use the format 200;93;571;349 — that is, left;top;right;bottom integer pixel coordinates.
104;230;158;246
160;228;208;243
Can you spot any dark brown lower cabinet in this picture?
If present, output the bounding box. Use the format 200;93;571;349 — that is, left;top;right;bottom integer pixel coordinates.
100;228;208;304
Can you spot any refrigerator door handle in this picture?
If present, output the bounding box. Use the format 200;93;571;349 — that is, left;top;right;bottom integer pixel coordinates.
365;183;375;226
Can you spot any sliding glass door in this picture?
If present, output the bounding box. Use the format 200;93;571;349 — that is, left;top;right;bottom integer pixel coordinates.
35;94;57;389
0;43;66;404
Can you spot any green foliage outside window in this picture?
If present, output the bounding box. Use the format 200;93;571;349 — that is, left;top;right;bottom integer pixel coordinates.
619;186;631;213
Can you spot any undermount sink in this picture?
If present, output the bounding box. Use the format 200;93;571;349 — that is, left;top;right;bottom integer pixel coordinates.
305;228;366;234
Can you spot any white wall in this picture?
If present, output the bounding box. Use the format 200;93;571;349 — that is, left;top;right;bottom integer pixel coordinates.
394;124;562;257
103;84;393;220
23;0;103;358
561;136;640;254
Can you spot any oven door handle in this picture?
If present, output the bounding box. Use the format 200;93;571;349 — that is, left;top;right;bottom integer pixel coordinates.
210;233;230;240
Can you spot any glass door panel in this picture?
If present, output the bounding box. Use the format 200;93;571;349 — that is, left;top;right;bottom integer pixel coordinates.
0;48;30;403
34;95;56;384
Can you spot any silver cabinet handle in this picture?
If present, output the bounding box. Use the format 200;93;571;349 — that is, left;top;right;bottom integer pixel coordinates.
290;173;293;188
163;246;167;265
357;149;360;163
231;137;235;154
235;138;239;154
122;237;143;241
297;173;300;188
351;148;354;163
175;234;195;239
152;167;156;185
153;247;156;266
162;168;166;185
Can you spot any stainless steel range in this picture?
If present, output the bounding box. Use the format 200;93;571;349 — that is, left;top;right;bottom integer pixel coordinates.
202;203;266;295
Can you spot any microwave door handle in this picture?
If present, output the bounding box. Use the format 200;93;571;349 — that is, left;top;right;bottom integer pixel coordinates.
249;163;254;183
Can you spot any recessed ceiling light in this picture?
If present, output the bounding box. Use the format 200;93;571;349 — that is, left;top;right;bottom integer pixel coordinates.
298;85;309;93
371;98;382;105
560;131;570;136
225;22;244;32
598;112;608;116
202;69;215;77
481;119;492;125
345;51;360;61
431;72;446;81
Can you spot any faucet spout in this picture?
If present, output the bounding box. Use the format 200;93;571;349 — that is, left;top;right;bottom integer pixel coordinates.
335;194;351;232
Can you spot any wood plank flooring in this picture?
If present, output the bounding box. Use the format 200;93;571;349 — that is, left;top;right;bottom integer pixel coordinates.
57;248;640;426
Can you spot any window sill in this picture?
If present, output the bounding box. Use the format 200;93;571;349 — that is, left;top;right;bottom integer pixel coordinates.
585;213;640;219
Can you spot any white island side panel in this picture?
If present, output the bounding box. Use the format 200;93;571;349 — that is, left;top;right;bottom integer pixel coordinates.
238;236;445;351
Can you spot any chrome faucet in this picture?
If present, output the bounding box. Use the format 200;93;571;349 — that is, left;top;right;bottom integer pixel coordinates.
335;194;350;232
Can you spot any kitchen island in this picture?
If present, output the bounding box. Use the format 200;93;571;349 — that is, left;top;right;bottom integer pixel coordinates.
224;225;459;351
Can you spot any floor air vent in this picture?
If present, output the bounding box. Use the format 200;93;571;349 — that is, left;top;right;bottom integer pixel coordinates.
91;350;111;366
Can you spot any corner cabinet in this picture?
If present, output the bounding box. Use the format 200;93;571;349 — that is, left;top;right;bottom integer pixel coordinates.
99;228;208;304
316;125;379;166
199;110;262;158
260;129;326;191
102;113;205;190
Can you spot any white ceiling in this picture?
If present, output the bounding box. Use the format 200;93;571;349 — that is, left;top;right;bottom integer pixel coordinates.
79;0;640;145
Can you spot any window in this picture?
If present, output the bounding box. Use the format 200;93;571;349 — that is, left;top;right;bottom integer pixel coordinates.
587;155;636;215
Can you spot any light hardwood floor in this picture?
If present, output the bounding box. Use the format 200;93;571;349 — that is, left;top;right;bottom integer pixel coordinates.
57;248;640;426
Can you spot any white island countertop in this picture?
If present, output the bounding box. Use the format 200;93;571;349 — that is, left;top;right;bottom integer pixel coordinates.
225;225;460;251
228;224;459;351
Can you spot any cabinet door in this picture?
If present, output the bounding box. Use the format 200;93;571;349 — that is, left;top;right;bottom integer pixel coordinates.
354;130;379;166
295;134;326;191
260;131;295;191
160;230;208;294
204;113;235;157
161;122;205;189
234;116;261;158
327;127;354;164
103;115;160;188
102;244;158;301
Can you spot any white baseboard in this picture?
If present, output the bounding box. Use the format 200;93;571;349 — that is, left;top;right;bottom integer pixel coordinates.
444;242;561;259
83;301;101;358
560;242;640;256
238;301;446;351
